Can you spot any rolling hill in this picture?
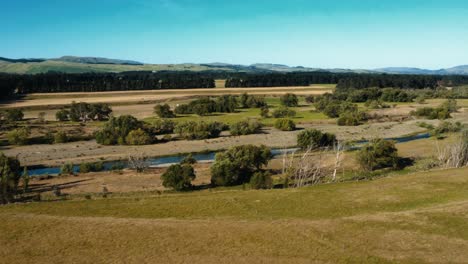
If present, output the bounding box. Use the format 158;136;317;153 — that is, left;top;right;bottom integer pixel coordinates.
1;56;468;75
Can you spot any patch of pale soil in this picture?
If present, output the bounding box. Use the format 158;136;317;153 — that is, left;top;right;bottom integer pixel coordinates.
26;164;212;194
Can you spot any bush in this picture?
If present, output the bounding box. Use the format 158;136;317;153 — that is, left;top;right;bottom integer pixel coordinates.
154;104;175;118
7;127;30;145
411;107;451;120
211;145;272;186
250;171;273;189
126;128;152;145
181;154;197;165
260;105;269;118
305;95;315;104
0;153;21;204
272;107;296;118
337;111;368;126
60;163;75;175
297;129;336;150
152;119;175;135
357;139;399;171
175;121;225;140
3;109;24;122
54;131;68;144
95;115;146;145
280;93;299;107
274;118;296;131
433;121;463;138
230;119;263;136
79;162;104;173
240;93;266;108
161;164;196;191
55;109;70;121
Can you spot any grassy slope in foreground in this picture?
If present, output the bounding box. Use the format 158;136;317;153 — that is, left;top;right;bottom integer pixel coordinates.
1;167;468;263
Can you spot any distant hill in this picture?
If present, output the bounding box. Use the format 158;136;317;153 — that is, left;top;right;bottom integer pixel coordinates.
1;55;468;75
52;56;144;65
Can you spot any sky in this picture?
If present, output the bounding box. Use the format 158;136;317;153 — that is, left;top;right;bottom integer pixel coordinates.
2;0;468;69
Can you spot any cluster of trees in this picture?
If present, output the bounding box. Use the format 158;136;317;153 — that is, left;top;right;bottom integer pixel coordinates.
225;72;468;90
174;121;225;140
239;93;267;108
334;88;415;103
56;102;112;122
95;115;153;145
314;95;367;126
174;96;238;116
411;99;459;120
0;72;215;94
211;145;272;187
0;109;24;122
297;129;336;149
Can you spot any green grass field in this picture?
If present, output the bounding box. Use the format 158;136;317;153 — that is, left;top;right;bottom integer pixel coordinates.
1;167;467;263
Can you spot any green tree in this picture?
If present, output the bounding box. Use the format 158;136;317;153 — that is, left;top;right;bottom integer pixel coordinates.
211;145;272;186
175;121;224;140
260;105;270;118
297;129;336;150
154;104;175;118
125;128;152;145
152;119;175;135
7;127;30;145
0;153;21;204
357;139;399;172
280;93;299;107
55;109;70;121
95;115;145;145
230;119;263;136
181;154;197;165
3;109;24;122
161;164;196;191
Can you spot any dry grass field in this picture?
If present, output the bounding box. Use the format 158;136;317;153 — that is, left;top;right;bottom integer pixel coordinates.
1;166;468;263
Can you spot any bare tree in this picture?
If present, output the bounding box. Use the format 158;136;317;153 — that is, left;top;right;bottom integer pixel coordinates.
436;132;468;169
283;146;328;188
332;141;345;182
128;154;149;173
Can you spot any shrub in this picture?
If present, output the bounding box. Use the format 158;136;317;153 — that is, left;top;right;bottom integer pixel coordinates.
79;162;104;173
240;93;266;108
211;145;272;186
125;128;152;145
60;163;75;175
230;119;263;136
175;121;224;140
154;104;175;118
250;171;273;189
3;109;24;122
68;102;112;122
357;139;399;171
272;107;296;118
337;111;367;126
95;115;145;145
0;153;21;204
280;93;299;107
55;109;70;121
152;119;175;135
297;129;336;150
181;154;197;165
411;107;451;120
7;127;30;145
161;164;196;191
54;131;68;144
305;95;315;104
433;121;463;138
274;119;296;131
260;105;269;118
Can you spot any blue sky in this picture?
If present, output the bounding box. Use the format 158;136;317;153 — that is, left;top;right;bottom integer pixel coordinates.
2;0;468;69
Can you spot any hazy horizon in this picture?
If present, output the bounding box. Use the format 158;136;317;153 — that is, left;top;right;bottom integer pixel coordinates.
2;0;468;69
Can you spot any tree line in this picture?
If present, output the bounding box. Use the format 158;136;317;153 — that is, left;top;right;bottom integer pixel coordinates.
0;72;215;95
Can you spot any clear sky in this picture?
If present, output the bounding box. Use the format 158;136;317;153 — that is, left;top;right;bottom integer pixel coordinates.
2;0;468;69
